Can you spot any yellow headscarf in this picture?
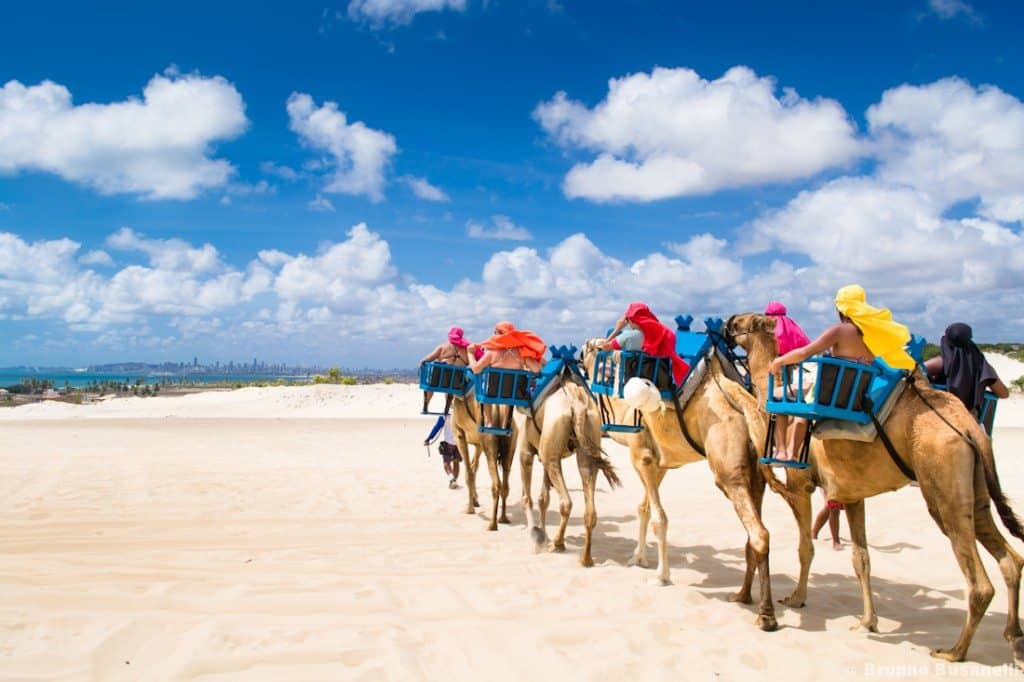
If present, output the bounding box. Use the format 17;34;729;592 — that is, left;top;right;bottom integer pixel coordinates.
834;285;915;370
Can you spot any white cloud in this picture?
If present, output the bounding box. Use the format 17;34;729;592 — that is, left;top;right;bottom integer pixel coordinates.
79;250;113;267
287;92;397;202
868;77;1024;223
535;66;862;202
107;228;222;274
347;0;467;27
927;0;982;23
402;175;449;202
466;215;533;241
260;161;299;181
0;71;248;199
308;194;336;212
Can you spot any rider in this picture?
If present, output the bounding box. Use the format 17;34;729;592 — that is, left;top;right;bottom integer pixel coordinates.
763;301;811;462
767;285;914;466
924;322;1010;413
602;302;689;387
468;322;546;429
420;326;471;414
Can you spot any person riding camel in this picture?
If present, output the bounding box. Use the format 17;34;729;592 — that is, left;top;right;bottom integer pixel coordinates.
420;326;471;414
766;285;914;466
762;301;811;462
602;302;689;387
924;322;1010;413
468;321;546;429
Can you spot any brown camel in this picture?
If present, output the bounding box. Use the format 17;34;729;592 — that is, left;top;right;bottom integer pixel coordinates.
515;375;621;567
580;338;782;631
450;386;516;531
724;312;1024;667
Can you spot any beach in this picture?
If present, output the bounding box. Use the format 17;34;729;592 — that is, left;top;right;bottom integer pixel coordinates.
2;375;1024;680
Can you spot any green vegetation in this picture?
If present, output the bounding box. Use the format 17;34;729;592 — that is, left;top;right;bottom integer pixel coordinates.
312;367;359;385
922;343;940;361
1013;376;1024;393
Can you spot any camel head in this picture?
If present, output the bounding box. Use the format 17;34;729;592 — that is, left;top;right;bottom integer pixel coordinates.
579;337;606;378
723;313;780;387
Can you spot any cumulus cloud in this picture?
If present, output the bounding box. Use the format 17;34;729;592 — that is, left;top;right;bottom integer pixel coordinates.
927;0;982;23
347;0;467;27
287;92;397;202
535;66;862;202
259;161;299;181
466;215;532;241
79;250;114;267
0;71;248;199
868;77;1024;223
402;175;449;201
308;194;336;212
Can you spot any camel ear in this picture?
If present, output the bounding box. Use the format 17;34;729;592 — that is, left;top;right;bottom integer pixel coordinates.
754;315;775;333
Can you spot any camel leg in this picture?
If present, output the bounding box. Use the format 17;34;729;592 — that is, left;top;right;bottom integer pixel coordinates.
542;457;572;553
719;477;777;631
538;470;551;546
629;445;671;586
975;504;1024;643
498;436;513;525
576;452;599;568
919;483;994;662
971;464;1024;646
780;474;814;608
627;446;665;569
521;445;545;549
484;444;501;531
457;433;479;514
845;501;878;633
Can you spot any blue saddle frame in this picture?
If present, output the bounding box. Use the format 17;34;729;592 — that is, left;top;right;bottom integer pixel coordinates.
765;357;885;425
419;361;470;396
474;367;539;408
591;350;676;400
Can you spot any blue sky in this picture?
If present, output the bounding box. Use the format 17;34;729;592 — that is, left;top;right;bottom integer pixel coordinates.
1;0;1023;367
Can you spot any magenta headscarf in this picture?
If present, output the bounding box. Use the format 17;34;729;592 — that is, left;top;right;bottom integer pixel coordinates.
448;326;470;348
764;301;810;355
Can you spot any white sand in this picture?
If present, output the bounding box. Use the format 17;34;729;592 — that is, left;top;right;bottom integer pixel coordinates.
3;374;1024;679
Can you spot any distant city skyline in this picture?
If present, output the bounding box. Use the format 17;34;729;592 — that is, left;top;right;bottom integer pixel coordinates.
2;0;1023;367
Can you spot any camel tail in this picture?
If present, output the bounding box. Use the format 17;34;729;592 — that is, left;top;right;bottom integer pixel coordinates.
972;423;1024;541
571;388;621;489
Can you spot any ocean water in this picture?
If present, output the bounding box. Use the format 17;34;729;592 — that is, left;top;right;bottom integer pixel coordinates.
0;372;314;389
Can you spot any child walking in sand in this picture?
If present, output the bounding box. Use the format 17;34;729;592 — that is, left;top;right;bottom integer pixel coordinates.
424;414;461;489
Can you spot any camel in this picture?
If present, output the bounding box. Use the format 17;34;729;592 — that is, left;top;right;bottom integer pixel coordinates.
515;370;621;567
449;384;516;531
724;312;1024;667
580;338;784;631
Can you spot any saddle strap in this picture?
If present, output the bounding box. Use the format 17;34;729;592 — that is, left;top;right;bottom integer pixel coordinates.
868;404;916;482
670;389;706;458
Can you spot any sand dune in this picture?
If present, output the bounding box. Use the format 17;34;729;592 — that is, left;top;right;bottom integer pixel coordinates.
2;378;1024;679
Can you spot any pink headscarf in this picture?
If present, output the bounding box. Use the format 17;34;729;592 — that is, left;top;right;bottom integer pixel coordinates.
448;326;470;348
764;301;810;355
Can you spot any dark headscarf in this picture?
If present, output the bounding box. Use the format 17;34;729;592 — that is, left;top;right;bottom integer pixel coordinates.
939;322;998;413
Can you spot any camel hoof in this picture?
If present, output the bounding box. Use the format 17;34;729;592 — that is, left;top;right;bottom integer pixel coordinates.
756;615;778;632
626;554;649;568
464;507;475;515
779;595;806;609
474;500;481;508
728;591;753;604
498;516;510;525
851;621;879;634
1005;628;1024;643
487;522;498;532
647;576;672;587
580;556;594;568
930;648;964;663
529;527;547;549
549;542;566;553
1011;636;1024;670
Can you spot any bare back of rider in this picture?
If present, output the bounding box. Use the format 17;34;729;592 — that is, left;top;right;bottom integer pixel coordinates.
421;342;470;413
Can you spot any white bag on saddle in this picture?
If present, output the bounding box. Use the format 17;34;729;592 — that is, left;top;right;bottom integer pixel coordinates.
623;377;663;414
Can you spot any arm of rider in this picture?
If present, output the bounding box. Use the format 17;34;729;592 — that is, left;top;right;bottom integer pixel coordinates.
468;348;493;374
769;326;840;377
604;317;626;343
421;344;444;364
923;356;943;378
991;378;1011;399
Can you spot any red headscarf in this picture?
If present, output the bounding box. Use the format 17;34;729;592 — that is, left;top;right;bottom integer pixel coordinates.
481;321;547;362
624;302;689;386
